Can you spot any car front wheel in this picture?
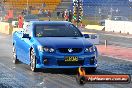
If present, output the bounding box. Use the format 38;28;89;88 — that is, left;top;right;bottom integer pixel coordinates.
30;49;37;72
13;45;19;64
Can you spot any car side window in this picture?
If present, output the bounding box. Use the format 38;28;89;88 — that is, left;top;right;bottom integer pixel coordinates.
35;25;45;37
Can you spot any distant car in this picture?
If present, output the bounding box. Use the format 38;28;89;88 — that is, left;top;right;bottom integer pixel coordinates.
111;16;129;21
13;21;98;72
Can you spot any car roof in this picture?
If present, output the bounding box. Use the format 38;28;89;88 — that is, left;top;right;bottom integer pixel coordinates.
30;21;72;25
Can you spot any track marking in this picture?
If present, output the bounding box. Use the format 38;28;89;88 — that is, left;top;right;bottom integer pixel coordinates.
101;33;132;39
101;54;132;62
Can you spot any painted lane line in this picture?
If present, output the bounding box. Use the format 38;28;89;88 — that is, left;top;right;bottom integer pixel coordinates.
101;33;132;39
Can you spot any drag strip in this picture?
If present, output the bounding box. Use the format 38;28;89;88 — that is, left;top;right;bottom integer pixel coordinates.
0;33;131;88
97;45;132;62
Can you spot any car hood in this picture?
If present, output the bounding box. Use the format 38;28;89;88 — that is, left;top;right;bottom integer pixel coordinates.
36;37;93;48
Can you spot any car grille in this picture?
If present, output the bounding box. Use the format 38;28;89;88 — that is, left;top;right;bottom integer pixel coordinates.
57;60;84;66
58;48;82;53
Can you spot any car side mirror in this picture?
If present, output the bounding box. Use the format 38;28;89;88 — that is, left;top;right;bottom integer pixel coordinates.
84;34;90;38
22;34;30;39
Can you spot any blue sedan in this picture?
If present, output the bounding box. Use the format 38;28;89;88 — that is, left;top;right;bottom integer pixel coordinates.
12;21;98;72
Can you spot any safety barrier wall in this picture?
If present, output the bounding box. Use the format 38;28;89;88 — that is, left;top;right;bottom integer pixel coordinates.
105;20;132;34
0;22;13;35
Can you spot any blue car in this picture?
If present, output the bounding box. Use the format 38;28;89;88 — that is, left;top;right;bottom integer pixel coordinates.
13;21;98;72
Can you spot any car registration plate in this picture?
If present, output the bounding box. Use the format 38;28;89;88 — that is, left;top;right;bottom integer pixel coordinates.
65;56;78;62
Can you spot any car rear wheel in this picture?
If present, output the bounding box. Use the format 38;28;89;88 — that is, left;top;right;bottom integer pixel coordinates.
30;49;37;72
13;45;19;64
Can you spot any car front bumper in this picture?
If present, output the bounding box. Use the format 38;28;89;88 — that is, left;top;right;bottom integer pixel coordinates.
36;53;98;69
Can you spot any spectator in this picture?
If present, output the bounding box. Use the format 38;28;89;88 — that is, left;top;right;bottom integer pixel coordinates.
48;10;51;21
38;9;43;15
38;9;43;17
61;11;64;21
18;15;24;28
69;10;73;22
64;9;69;21
21;10;26;15
57;11;60;19
45;10;48;17
24;8;28;15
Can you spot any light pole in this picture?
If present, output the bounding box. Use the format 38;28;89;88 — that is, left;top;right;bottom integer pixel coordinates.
99;8;101;20
130;7;132;20
115;8;119;16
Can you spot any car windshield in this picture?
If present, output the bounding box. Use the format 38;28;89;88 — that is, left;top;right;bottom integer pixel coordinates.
34;24;83;37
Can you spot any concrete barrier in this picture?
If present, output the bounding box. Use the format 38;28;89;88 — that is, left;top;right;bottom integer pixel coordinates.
0;22;13;34
85;25;105;31
105;20;132;34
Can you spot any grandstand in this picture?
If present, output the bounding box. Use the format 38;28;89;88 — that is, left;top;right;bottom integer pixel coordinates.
56;0;72;12
3;0;61;15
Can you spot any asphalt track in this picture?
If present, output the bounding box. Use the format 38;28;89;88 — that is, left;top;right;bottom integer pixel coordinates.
0;32;132;88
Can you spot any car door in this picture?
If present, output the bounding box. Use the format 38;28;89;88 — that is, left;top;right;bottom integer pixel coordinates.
15;30;25;61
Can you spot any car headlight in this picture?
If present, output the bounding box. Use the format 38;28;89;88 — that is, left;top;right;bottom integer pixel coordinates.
44;47;55;52
38;46;55;53
85;45;96;53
